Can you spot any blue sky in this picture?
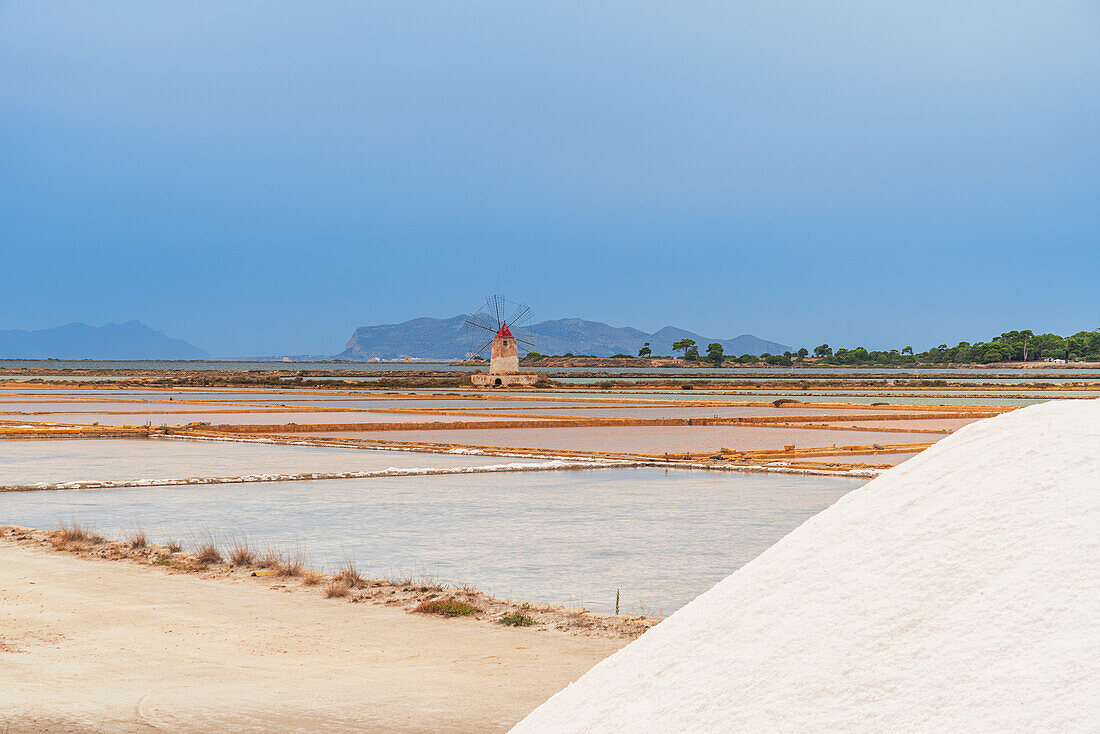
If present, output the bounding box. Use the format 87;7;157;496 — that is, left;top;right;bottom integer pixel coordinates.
2;1;1097;356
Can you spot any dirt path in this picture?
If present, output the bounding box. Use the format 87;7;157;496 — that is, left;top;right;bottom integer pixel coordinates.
0;542;624;733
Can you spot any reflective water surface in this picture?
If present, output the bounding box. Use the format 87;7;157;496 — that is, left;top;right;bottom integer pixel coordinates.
0;438;554;486
0;467;864;614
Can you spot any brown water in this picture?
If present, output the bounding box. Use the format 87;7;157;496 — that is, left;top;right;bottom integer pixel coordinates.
308;425;940;454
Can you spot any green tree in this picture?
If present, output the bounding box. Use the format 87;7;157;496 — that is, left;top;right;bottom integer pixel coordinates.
638;342;651;357
672;338;697;357
796;347;809;359
706;342;724;363
814;344;832;357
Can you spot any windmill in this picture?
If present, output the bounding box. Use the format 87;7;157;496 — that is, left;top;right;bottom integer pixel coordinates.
464;295;540;387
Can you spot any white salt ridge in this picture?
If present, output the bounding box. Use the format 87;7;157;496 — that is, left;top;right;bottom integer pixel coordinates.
514;399;1100;733
160;433;619;463
1;460;612;492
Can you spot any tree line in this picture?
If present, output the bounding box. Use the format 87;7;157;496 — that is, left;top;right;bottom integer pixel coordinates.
807;330;1099;365
523;329;1100;365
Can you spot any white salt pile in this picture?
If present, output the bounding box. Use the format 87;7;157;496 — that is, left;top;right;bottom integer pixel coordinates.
514;399;1100;732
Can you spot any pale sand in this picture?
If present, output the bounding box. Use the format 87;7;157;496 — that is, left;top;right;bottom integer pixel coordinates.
0;542;624;733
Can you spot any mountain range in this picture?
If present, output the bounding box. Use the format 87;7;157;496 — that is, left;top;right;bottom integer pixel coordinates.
0;321;209;360
338;316;790;360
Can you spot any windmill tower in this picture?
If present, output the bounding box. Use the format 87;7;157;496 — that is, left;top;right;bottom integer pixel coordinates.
465;295;539;387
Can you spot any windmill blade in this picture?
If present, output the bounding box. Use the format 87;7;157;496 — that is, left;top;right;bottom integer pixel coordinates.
464;311;497;334
515;336;536;349
508;303;533;329
491;295;504;329
483;295;497;330
472;337;494;357
506;301;526;325
464;319;497;334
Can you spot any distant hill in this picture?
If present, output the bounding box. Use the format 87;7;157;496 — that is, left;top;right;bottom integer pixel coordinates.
0;320;209;359
338;316;790;360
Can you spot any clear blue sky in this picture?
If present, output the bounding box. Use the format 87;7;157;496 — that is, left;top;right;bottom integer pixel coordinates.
2;2;1097;356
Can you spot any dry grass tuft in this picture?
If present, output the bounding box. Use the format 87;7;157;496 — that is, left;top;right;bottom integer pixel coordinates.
56;520;89;545
414;598;480;617
195;541;222;565
274;552;305;578
165;539;183;553
325;581;350;598
336;561;365;589
301;569;324;586
229;538;255;567
53;521;105;548
255;548;282;569
128;527;147;549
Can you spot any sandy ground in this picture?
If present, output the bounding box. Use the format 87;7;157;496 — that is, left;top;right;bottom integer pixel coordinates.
0;542;625;733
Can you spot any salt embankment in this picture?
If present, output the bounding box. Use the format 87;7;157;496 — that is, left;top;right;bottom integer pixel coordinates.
514;399;1100;732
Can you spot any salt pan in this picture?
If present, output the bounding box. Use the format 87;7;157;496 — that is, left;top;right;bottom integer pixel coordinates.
514;399;1100;732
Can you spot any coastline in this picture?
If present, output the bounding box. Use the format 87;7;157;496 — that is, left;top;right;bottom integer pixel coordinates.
0;526;634;732
0;525;658;639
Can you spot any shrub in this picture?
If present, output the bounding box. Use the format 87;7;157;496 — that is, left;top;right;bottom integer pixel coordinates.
128;528;147;549
414;598;480;617
498;612;536;627
195;542;222;565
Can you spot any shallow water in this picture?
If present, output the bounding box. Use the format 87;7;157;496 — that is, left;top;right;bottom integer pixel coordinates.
0;467;864;614
0;438;556;486
11;411;551;427
314;425;940;454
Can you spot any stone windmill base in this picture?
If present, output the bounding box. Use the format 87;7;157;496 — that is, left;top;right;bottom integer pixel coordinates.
471;372;539;388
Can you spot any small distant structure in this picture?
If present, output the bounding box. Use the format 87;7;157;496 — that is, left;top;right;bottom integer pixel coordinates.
466;295;539;388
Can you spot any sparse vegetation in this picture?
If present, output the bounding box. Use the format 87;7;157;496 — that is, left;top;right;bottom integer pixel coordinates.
498;612;537;627
165;539;182;553
414;598;480;617
336;561;366;588
56;520;89;544
301;569;324;586
274;551;305;577
127;527;147;549
256;547;288;569
53;521;105;548
229;538;255;567
195;541;222;565
2;525;658;640
325;581;350;598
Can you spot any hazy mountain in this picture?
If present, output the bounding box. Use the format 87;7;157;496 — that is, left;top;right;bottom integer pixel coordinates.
338;316;790;359
0;320;209;359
